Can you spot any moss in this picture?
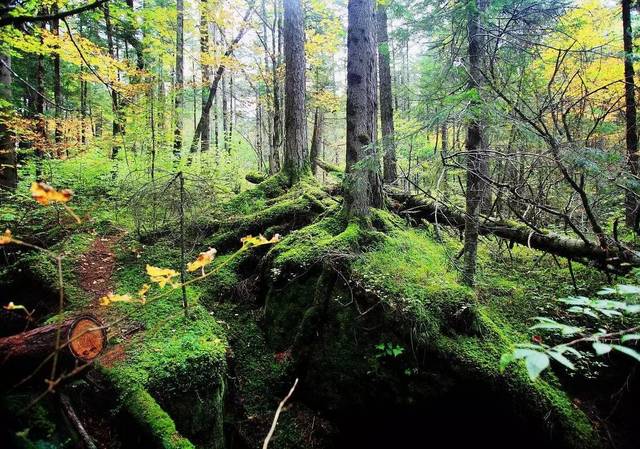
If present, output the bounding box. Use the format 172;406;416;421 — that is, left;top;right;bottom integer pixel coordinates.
122;387;195;449
261;211;599;448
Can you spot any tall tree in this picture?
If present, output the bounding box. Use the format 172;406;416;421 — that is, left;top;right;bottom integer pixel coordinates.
51;4;63;149
462;0;489;287
376;4;397;184
270;0;283;174
623;0;639;229
200;0;211;153
0;53;16;189
103;3;123;160
282;0;308;182
174;0;185;159
344;0;383;217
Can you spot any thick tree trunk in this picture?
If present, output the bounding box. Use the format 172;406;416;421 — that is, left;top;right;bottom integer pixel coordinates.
282;0;308;182
0;316;107;367
270;0;283;174
462;0;489;287
623;0;639;229
344;0;384;218
173;0;184;159
200;0;211;153
0;53;17;189
376;5;397;184
310;108;324;176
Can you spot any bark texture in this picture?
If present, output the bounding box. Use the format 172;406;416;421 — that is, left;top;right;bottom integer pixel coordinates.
282;0;309;182
623;0;639;229
376;5;397;184
344;0;384;218
0;53;16;189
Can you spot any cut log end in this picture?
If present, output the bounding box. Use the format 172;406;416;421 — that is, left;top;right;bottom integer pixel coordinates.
68;316;107;362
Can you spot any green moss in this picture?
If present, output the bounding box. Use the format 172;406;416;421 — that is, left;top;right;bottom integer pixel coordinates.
122;387;195;449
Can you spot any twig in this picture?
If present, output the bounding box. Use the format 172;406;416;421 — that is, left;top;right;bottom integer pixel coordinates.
59;393;98;449
263;378;299;449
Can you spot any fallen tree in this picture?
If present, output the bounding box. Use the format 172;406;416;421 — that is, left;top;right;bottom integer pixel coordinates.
0;315;107;366
389;190;640;274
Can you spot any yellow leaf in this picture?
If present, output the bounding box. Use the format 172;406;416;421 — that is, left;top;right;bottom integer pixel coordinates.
187;247;217;272
3;301;27;311
138;283;150;300
0;229;12;245
99;293;134;306
146;265;179;288
31;181;73;205
241;234;281;248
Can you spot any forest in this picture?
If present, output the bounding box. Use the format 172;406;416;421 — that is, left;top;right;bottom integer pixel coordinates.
1;0;640;447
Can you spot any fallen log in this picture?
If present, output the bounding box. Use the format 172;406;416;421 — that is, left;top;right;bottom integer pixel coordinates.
0;315;107;366
389;191;640;273
314;158;342;174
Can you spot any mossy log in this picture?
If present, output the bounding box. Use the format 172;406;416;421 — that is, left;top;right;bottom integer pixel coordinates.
0;315;106;366
390;190;640;273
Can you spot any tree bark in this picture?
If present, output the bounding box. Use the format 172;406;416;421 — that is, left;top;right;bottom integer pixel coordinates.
623;0;639;229
310;107;324;176
344;0;384;218
376;5;397;184
173;0;185;159
103;3;123;161
52;4;63;150
0;316;107;367
462;0;489;287
0;53;17;189
282;0;308;182
200;0;211;153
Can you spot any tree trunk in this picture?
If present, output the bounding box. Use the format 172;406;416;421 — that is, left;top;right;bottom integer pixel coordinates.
310;107;324;176
270;0;283;174
103;3;123;161
52;4;63;151
282;0;308;182
344;0;384;218
376;4;397;184
173;0;185;159
200;0;211;153
222;73;229;153
623;0;639;229
462;0;489;287
0;53;17;189
0;316;107;367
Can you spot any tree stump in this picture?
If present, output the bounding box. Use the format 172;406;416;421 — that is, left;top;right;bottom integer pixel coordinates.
0;315;107;366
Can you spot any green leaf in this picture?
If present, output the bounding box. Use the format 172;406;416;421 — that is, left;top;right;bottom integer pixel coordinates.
592;342;612;355
612;345;640;362
614;285;640;295
548;350;576;370
621;333;640;343
524;351;550;381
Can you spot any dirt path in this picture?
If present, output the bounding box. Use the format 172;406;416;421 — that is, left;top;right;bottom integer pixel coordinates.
76;234;121;302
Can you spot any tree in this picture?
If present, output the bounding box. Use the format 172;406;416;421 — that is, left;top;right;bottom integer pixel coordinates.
0;53;16;189
282;0;309;182
344;0;383;218
200;0;211;153
174;0;185;159
462;0;489;287
103;2;123;161
622;0;638;229
376;3;397;184
51;4;63;149
310;107;324;176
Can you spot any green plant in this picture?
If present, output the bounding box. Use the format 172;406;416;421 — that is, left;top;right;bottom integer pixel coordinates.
374;342;405;358
501;277;640;380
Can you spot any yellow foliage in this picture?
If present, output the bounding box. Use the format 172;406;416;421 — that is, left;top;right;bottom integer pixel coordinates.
30;182;73;205
146;265;179;288
99;293;135;306
187;247;217;272
0;229;12;245
240;234;281;248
